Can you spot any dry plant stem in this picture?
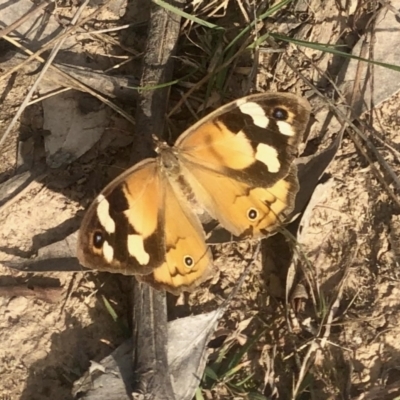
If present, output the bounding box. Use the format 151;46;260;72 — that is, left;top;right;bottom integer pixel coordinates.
0;0;54;40
2;34;135;133
131;0;185;398
0;285;62;303
2;48;138;102
346;13;400;192
81;23;135;35
0;0;114;84
0;0;91;150
277;47;400;209
379;0;400;18
104;56;136;73
319;268;350;348
339;120;400;206
349;8;377;112
292;248;355;398
354;381;400;400
283;230;319;308
292;340;317;399
131;0;185;161
132;287;175;399
27;87;71;105
294;47;400;198
0;173;48;216
341;11;400;187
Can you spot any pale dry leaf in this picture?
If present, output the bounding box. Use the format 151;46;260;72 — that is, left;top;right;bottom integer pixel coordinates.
340;0;400;116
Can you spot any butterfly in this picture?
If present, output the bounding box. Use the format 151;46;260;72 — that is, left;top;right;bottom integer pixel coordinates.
77;92;311;295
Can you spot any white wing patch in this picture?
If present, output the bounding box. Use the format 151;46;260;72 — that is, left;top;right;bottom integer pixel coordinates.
96;195;116;234
128;234;150;265
277;120;295;136
255;143;280;173
102;240;114;263
238;101;269;129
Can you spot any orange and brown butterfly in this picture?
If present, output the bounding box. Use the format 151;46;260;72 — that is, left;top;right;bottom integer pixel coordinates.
77;92;311;295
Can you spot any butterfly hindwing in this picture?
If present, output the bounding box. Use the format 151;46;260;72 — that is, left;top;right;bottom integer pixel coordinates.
137;178;213;294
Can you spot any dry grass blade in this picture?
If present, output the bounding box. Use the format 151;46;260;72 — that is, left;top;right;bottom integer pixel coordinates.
291;245;356;399
89;31;141;57
353;380;400;400
0;0;91;149
0;173;48;215
0;0;114;84
0;32;135;146
276;49;400;209
0;0;54;40
27;87;71;105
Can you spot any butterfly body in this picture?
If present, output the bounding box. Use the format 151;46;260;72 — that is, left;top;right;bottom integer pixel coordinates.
77;93;311;294
155;142;205;215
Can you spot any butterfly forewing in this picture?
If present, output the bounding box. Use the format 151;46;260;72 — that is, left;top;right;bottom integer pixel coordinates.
176;92;310;186
77;160;165;275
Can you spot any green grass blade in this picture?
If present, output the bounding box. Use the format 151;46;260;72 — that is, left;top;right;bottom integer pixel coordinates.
153;0;224;30
127;67;200;91
247;32;270;49
195;387;205;400
295;370;313;396
102;295;118;322
204;366;219;381
225;0;295;52
102;295;130;337
272;33;400;72
225;329;266;374
223;361;249;380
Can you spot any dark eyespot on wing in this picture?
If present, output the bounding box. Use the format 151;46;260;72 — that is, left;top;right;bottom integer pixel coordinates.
93;231;104;248
272;107;288;120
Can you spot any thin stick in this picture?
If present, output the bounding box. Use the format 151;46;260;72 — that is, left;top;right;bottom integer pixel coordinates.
27;87;71;105
131;0;185;398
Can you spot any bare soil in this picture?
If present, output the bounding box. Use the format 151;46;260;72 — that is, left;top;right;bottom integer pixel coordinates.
1;1;400;399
